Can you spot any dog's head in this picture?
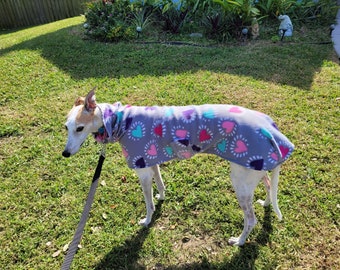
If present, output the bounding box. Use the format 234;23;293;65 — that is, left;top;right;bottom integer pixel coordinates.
62;88;103;157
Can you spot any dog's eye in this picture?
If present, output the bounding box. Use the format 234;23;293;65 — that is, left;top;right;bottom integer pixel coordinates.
76;126;84;132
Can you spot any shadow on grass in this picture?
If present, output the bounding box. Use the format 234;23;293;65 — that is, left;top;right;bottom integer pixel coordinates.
95;205;274;270
0;24;335;90
94;200;164;270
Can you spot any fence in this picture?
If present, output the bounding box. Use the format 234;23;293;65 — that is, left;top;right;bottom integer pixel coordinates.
0;0;87;29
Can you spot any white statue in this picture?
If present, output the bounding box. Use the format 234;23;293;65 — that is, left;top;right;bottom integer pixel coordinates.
278;15;293;37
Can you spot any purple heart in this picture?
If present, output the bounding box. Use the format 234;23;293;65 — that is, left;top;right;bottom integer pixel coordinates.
104;109;114;118
192;145;201;152
135;158;146;168
125;117;133;130
250;159;264;171
182;109;195;120
272;122;279;130
178;139;189;146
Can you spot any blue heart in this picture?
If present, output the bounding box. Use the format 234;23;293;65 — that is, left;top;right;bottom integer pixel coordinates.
132;125;143;138
165;146;173;156
260;128;273;139
217;140;226;152
165;108;174;117
203;109;215;119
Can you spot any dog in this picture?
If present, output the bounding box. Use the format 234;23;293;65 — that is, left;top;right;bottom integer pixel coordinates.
62;89;294;246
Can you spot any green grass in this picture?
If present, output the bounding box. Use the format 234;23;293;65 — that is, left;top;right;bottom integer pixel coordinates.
0;16;339;269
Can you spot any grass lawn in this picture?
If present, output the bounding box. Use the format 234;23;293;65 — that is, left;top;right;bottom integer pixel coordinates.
0;16;339;269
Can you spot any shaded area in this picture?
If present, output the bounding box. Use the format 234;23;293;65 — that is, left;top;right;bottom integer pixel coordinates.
0;24;334;89
94;201;164;270
95;204;274;269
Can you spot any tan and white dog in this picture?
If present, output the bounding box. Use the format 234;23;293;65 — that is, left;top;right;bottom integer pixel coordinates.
62;89;294;246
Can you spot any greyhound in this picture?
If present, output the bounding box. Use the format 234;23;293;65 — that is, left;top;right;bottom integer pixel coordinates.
62;89;294;246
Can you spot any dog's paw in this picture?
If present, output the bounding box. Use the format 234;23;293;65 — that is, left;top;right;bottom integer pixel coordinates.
156;193;165;201
138;217;151;227
228;236;245;246
257;199;270;207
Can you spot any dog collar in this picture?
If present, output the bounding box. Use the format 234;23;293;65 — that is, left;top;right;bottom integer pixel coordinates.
98;103;126;143
92;126;108;143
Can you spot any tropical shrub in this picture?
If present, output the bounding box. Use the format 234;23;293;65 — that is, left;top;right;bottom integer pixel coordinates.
154;0;194;34
286;0;338;25
84;0;135;41
213;0;260;26
83;0;337;42
212;0;260;38
255;0;296;19
255;0;337;25
201;4;232;40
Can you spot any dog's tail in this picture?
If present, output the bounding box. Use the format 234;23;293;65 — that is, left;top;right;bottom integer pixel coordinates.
270;165;282;220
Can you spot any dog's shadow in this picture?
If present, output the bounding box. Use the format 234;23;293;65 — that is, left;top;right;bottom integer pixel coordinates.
95;205;274;270
94;201;164;270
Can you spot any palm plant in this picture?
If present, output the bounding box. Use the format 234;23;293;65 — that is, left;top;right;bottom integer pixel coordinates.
213;0;260;27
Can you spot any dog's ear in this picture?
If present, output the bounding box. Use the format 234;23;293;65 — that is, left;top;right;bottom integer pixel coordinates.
74;97;85;106
84;87;97;111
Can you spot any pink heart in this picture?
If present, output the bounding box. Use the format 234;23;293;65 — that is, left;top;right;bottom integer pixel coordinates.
175;129;187;139
279;145;290;159
199;129;211;142
122;148;129;158
271;152;278;161
181;151;192;159
229;106;243;113
222;121;235;133
147;144;157;156
235;140;247;153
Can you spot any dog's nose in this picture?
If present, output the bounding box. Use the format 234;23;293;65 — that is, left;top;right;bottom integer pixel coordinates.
62;151;71;158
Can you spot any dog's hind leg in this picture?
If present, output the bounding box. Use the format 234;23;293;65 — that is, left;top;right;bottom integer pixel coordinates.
268;166;282;220
228;162;266;246
136;167;155;226
257;173;271;207
256;166;282;220
151;165;165;200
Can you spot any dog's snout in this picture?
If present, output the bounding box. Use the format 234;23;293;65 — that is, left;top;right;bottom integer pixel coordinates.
62;151;71;158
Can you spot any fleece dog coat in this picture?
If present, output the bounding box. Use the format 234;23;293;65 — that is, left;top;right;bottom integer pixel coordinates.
94;103;294;171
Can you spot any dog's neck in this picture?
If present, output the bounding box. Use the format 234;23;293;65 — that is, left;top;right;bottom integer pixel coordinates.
91;104;107;143
92;103;125;143
92;125;107;143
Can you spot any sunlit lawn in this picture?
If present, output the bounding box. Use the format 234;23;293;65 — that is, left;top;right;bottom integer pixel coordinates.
0;16;339;269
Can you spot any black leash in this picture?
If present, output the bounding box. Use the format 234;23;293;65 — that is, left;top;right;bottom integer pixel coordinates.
61;147;106;270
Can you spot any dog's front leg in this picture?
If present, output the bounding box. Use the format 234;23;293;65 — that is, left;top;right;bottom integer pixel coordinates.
228;163;265;246
136;167;155;226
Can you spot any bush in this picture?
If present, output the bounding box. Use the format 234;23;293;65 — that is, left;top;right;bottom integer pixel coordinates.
255;0;338;25
201;5;232;41
155;0;191;34
286;0;338;25
83;0;338;43
84;0;135;42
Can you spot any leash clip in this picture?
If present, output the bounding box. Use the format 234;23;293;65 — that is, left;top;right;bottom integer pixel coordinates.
100;144;107;158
